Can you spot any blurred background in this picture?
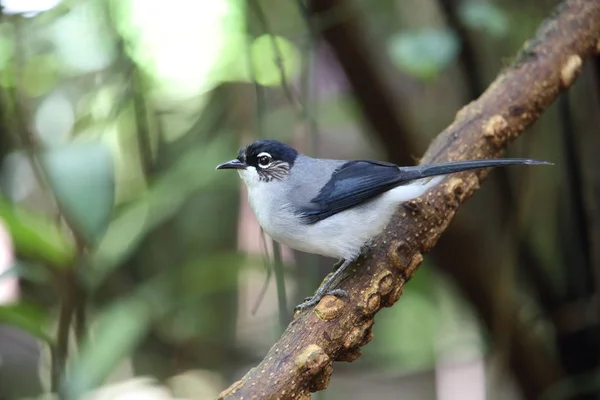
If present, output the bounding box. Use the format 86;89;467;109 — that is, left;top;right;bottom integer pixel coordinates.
0;0;598;399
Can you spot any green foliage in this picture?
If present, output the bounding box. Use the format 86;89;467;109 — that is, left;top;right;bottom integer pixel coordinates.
250;34;300;87
62;297;154;399
0;30;14;70
22;54;61;97
0;302;53;343
86;138;236;287
388;28;460;81
0;24;15;88
375;266;439;371
0;198;75;268
459;1;509;39
40;142;115;245
0;260;52;284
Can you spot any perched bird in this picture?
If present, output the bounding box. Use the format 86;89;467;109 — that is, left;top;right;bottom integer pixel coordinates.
217;139;551;311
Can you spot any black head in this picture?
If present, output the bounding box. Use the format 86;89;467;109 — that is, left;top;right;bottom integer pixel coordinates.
216;140;299;182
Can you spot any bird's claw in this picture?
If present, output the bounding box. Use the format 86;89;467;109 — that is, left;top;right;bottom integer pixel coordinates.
295;289;348;311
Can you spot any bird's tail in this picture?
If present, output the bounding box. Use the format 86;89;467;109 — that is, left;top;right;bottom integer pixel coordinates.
398;158;553;182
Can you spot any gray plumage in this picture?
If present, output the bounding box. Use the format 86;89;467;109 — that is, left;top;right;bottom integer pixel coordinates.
243;154;441;261
217;139;552;310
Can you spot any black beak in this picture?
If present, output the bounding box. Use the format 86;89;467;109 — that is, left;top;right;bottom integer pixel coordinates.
216;159;248;170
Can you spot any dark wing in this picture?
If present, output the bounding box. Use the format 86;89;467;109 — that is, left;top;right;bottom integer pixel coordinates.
298;157;553;224
299;160;404;224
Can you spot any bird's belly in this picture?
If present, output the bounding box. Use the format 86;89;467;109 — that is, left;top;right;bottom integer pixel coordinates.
264;198;398;261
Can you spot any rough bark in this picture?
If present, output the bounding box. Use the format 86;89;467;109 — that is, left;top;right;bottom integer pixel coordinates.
218;1;600;399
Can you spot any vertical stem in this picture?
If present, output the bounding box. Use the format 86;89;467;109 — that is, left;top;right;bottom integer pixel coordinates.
52;270;76;392
272;242;288;330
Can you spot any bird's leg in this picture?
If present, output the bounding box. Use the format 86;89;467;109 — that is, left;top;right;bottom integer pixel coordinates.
295;259;352;311
332;258;345;271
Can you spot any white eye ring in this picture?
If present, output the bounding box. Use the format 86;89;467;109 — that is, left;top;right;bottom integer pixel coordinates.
257;152;272;168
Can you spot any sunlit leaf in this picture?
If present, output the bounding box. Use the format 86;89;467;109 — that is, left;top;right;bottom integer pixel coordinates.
62;298;153;399
0;198;75;268
250;34;301;87
0;302;53;343
388;29;460;81
112;0;246;100
40;142;115;245
22;54;61;98
459;2;509;39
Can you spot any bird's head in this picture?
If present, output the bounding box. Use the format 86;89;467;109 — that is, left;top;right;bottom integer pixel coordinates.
216;139;299;186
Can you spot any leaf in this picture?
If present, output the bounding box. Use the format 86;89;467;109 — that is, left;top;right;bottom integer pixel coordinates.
388;29;460;81
250;34;300;87
62;298;153;399
0;29;14;70
375;265;438;371
40;142;115;245
85;139;234;288
459;1;509;39
0;302;53;343
22;54;61;97
0;198;75;268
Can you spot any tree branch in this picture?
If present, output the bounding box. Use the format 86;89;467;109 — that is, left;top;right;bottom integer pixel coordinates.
218;1;600;399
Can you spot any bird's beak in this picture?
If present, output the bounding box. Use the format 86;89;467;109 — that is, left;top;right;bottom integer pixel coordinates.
216;159;248;170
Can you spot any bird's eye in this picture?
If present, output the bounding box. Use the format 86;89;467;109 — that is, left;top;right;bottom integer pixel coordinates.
257;153;272;167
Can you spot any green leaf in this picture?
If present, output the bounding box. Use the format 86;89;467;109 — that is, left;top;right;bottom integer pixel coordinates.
85;139;234;288
459;2;509;39
0;31;14;70
374;266;438;371
22;54;61;98
0;302;53;343
0;198;75;268
250;34;300;87
388;29;460;81
40;142;115;245
62;298;152;399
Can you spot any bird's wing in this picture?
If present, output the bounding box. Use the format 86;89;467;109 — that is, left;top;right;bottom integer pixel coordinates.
299;160;405;224
297;157;551;224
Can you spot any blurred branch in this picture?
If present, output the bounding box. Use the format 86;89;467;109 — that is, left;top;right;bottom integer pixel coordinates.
248;0;302;112
437;0;484;98
305;0;416;166
436;0;565;344
557;93;593;295
245;11;289;322
130;65;155;178
272;242;289;329
554;91;600;387
431;220;561;400
218;1;600;399
10;16;87;391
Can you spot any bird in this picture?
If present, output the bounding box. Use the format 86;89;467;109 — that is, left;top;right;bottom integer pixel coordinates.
216;139;551;311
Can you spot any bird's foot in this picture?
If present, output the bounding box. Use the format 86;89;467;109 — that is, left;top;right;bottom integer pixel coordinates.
295;289;348;311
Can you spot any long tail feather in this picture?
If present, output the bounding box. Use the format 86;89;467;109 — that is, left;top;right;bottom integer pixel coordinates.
399;158;552;181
